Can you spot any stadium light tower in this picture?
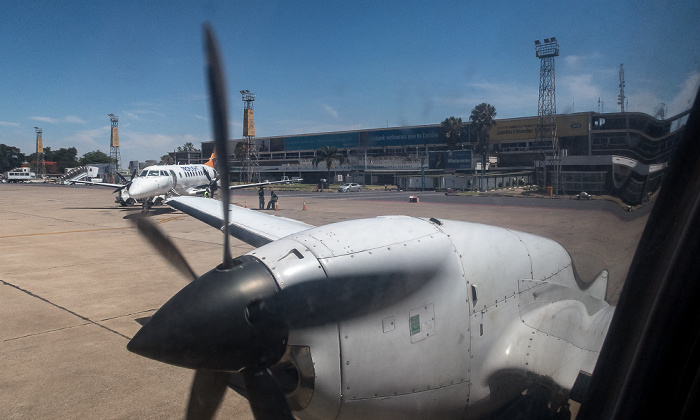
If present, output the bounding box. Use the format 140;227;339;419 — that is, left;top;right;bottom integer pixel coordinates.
535;37;560;194
34;126;46;178
240;90;259;183
108;114;122;180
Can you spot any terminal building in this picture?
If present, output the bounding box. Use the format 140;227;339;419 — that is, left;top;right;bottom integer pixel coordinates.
200;109;689;205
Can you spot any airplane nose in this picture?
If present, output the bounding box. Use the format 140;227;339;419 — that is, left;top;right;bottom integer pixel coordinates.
127;255;287;371
128;179;152;199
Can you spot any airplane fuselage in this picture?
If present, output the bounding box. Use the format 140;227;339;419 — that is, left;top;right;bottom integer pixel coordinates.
122;164;217;204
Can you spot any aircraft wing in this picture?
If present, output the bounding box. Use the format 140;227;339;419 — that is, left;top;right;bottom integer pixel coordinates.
228;178;302;190
70;179;124;189
167;196;314;247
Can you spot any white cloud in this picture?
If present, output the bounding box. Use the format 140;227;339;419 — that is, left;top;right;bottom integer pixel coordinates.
121;109;166;122
0;121;20;127
66;127;111;151
31;116;58;124
65;115;87;124
564;52;601;67
667;71;700;117
323;104;339;118
625;72;700;117
559;73;603;104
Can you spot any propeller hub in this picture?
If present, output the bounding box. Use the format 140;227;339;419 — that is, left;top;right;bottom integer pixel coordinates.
128;255;287;372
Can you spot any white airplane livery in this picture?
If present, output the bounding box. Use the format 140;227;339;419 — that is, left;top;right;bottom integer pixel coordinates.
122;162;217;206
71;153;219;208
72;152;299;210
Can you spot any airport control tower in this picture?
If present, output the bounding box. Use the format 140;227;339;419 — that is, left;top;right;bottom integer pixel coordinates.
108;114;122;179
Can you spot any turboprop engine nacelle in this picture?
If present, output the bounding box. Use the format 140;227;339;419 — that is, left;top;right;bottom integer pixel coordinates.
242;216;613;419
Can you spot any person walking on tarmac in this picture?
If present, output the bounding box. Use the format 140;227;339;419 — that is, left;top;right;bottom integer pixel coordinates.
266;190;278;210
258;186;265;209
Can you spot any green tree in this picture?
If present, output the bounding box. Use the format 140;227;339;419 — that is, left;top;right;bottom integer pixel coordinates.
470;103;497;155
79;150;114;165
0;144;25;173
177;142;200;152
312;146;346;182
439;116;466;150
27;147;78;173
233;141;248;159
159;154;174;165
469;103;497;191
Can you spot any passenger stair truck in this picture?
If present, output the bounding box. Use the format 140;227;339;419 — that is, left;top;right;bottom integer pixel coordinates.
61;166;100;184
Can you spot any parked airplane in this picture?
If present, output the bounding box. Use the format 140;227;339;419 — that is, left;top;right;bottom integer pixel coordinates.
125;26;616;420
71;152;299;211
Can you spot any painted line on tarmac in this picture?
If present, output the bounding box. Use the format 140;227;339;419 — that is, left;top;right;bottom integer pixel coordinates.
1;279;131;341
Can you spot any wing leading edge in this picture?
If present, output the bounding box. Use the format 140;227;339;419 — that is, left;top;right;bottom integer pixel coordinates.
167;196;314;247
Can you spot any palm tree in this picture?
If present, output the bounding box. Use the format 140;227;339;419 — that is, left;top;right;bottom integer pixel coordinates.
440;116;464;150
312;146;346;184
469;103;497;191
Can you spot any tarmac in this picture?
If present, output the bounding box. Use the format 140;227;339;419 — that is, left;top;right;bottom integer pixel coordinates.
0;183;649;419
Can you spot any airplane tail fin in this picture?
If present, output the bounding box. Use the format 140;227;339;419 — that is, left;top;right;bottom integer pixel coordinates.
204;150;217;168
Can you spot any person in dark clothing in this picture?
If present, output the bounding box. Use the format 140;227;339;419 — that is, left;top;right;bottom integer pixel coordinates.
258;186;265;209
266;190;278;210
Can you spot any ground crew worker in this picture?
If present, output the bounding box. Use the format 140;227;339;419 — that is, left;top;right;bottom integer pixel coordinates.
258;186;265;209
266;190;278;210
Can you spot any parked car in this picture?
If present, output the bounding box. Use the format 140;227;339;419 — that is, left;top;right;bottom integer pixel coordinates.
338;182;361;192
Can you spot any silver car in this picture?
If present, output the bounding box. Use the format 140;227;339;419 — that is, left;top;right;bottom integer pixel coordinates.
338;182;361;192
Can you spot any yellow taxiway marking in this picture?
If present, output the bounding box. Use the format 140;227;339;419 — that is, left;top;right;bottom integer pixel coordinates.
0;216;186;239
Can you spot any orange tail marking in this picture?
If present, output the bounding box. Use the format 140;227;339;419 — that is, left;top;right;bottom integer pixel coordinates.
204;150;217;168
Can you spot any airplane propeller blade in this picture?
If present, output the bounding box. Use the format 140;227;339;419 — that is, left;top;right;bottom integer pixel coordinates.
186;369;229;420
116;172;129;184
113;172;132;193
204;23;233;270
246;271;429;329
203;168;218;193
242;367;294;420
133;216;197;281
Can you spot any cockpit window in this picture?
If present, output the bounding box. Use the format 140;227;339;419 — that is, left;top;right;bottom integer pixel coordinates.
148;170;159;177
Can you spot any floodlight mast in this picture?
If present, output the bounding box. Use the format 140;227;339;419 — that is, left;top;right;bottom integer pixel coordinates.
534;37;560;195
34;126;46;178
240;90;259;183
108;114;122;181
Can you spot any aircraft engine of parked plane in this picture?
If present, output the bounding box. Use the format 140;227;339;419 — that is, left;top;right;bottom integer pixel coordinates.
125;26;614;420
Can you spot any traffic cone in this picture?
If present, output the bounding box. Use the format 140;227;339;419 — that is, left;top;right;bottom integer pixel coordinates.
303;201;307;211
275;202;279;211
244;201;248;208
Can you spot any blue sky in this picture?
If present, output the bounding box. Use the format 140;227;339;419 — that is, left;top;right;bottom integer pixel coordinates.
1;0;699;164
